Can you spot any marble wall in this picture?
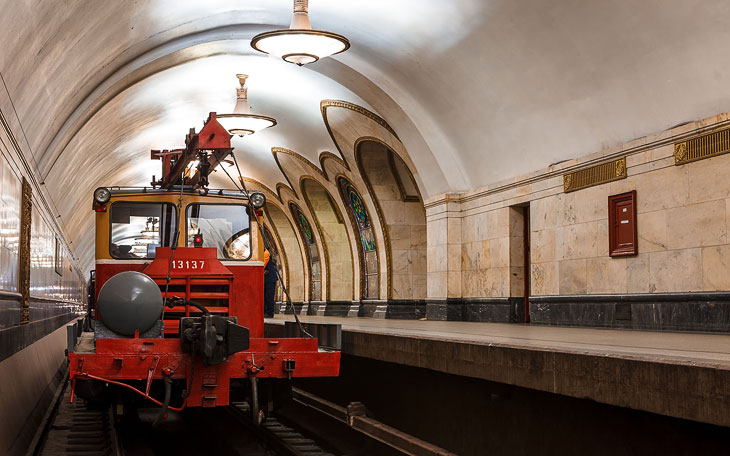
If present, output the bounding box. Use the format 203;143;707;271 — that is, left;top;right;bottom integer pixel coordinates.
426;110;730;303
359;142;427;300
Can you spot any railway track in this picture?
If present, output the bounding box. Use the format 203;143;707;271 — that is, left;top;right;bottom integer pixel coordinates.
33;379;337;456
229;402;337;456
33;378;452;455
36;387;121;456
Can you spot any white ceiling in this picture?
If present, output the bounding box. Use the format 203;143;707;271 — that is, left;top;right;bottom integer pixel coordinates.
3;0;730;268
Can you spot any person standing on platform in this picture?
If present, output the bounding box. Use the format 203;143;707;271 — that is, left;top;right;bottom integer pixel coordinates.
263;249;278;318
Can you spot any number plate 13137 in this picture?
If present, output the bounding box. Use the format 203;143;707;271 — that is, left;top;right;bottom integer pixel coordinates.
172;260;206;270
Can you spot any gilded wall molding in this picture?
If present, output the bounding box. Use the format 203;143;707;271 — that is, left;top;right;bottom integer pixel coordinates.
563;157;627;193
321;99;400;141
318;151;348;180
19;177;31;324
674;127;730;165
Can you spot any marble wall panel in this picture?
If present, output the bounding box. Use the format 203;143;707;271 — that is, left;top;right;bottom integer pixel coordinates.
626;254;651;293
559;259;587;294
648;249;703;293
634;165;689;213
573;184;607;224
392;274;413;300
561;222;599;260
586;257;628;294
427;245;448;273
687;154;730;204
489;237;510;269
531;229;558;263
427;271;447;298
532;262;558;295
637;210;668;252
666;200;726;249
702;245;730;290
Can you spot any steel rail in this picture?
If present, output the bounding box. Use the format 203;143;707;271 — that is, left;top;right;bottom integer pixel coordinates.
291;388;457;456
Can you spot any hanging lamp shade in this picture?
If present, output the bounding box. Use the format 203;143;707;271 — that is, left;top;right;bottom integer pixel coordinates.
217;74;277;136
251;0;350;66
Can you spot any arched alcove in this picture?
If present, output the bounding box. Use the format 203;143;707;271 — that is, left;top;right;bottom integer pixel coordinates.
356;139;427;302
336;176;380;300
262;224;285;304
264;204;305;306
289;202;322;302
301;178;354;302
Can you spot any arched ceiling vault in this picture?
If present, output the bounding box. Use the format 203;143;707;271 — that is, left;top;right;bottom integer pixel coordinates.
3;0;730;271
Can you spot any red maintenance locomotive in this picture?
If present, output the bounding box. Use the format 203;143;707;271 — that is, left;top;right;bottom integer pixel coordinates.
67;113;340;422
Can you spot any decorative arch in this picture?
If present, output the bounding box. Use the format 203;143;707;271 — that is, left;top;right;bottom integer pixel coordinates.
337;176;380;300
301;177;355;302
262;224;286;304
264;204;306;305
289;202;322;302
355;138;427;301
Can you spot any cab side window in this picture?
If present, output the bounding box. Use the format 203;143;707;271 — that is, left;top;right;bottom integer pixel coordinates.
186;204;250;260
110;202;177;259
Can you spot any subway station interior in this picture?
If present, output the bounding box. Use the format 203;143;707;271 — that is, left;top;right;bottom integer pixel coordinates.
3;1;730;455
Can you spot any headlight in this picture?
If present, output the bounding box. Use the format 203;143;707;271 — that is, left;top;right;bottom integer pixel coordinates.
249;191;266;209
93;187;111;205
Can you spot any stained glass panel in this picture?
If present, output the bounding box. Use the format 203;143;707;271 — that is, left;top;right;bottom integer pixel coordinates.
337;178;379;299
290;203;321;301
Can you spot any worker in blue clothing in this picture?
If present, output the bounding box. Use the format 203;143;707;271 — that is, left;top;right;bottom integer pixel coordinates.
263;249;278;318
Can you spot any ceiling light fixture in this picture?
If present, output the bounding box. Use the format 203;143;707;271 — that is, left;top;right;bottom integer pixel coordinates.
250;0;350;66
217;74;277;137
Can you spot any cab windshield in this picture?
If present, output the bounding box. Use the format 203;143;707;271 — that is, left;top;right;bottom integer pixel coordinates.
110;202;177;259
186;203;251;260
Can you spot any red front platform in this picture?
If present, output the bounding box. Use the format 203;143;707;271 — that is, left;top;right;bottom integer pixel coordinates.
79;247;340;408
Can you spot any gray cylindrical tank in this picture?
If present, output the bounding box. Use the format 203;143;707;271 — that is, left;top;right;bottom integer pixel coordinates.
97;271;163;336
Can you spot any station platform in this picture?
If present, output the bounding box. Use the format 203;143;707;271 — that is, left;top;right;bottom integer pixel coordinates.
265;315;730;428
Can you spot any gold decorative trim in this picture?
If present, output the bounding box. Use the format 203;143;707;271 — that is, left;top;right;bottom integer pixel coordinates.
563;157;627;193
674;127;730;165
19;177;31;324
320;100;399;140
318;151;348;180
272;147;327;200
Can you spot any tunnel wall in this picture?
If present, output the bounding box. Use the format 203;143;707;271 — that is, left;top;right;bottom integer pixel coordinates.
426;110;730;332
0;102;85;455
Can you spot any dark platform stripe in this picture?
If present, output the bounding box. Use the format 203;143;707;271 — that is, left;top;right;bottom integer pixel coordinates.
0;312;78;363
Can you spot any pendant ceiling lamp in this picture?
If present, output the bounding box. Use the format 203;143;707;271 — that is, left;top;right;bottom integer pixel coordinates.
217;74;277;137
251;0;350;66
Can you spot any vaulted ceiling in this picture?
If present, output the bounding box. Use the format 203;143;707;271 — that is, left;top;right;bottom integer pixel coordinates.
2;0;730;270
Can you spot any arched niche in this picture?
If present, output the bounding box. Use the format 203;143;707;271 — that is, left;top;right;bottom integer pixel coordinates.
356;139;427;300
264;204;306;304
336;176;380;300
261;224;285;304
289;202;322;302
301;178;354;302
